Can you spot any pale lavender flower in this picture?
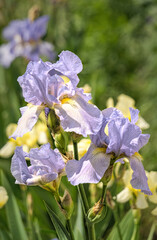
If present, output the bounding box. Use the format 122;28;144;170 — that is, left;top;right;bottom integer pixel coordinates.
66;108;152;195
11;143;65;185
10;51;103;139
0;16;55;67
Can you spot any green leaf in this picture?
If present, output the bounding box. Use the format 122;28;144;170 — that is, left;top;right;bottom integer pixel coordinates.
1;171;28;240
0;230;12;240
44;201;71;240
74;197;85;240
107;209;134;240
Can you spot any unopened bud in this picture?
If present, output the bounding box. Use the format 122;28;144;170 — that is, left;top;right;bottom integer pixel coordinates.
87;199;107;223
101;165;113;185
28;5;40;21
55;130;69;154
60;190;74;219
48;109;61;134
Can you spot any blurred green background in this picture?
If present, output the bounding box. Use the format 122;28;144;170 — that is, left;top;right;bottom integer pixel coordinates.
0;0;157;239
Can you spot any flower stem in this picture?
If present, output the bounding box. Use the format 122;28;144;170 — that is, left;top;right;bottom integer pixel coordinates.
113;206;123;240
66;219;75;240
73;141;96;240
73;141;79;160
87;224;96;240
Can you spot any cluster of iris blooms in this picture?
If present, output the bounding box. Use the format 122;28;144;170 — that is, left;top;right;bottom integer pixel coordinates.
1;13;155;240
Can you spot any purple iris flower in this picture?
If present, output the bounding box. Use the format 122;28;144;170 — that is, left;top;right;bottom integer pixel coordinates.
11;143;65;186
10;51;103;139
0;16;55;67
66;107;152;195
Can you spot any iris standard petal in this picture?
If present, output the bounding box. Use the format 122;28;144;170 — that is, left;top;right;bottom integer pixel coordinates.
107;117;150;157
66;144;111;185
128;154;152;195
18;59;53;105
10;105;44;139
55;95;103;137
91;108;123;147
50;50;83;86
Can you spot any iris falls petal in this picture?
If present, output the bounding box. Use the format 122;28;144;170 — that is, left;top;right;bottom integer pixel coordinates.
66;144;111;185
10;105;44;139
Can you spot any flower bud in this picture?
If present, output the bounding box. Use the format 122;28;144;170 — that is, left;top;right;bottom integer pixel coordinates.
55;130;69;154
87;199;107;223
101;165;113;185
48;109;61;134
28;5;40;21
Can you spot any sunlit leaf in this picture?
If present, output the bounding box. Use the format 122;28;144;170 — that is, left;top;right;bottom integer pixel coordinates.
44;201;71;240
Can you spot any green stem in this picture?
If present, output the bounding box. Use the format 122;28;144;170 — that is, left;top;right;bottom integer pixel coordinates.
73;141;79;160
101;184;107;203
77;184;89;214
113;207;123;240
47;124;56;149
87;224;96;240
66;219;75;240
131;221;140;240
73;141;96;240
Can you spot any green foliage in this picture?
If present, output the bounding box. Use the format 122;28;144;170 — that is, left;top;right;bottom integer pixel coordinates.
1;170;28;240
45;201;71;240
0;1;157;239
107;210;134;240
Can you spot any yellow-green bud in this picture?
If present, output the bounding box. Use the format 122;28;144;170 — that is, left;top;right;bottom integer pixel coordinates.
101;165;113;185
55;129;69;154
60;190;74;220
87;199;107;223
48;109;61;134
28;5;40;21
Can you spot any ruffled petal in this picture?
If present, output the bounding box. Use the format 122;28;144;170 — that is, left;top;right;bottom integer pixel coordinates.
50;50;83;86
107;117;150;157
91;108;123;147
11;146;32;184
66;144;111;185
55;95;103;137
10;105;43;139
28;143;65;173
55;50;83;75
128;154;152;195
